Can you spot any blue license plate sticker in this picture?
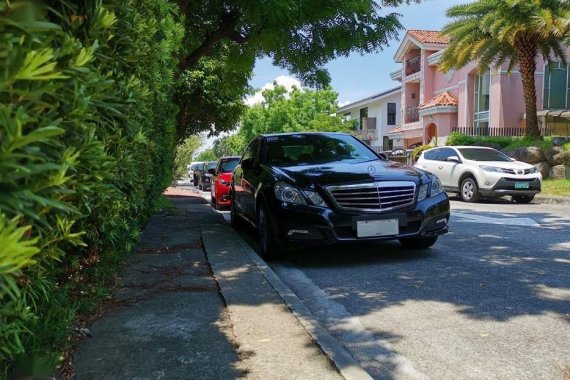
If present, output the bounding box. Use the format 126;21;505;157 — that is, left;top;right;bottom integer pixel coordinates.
514;182;529;189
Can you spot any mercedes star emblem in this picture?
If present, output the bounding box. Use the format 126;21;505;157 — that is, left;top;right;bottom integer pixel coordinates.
368;165;377;177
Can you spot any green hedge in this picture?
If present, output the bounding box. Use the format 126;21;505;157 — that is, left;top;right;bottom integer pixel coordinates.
0;0;183;376
446;131;555;150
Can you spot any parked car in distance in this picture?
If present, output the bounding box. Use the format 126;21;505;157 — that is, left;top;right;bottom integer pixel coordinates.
188;162;203;182
190;162;204;186
198;161;218;191
415;146;542;203
211;156;241;209
230;132;450;260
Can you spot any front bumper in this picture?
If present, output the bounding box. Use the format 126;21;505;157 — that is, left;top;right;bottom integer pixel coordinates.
215;183;231;206
267;192;450;247
480;176;541;197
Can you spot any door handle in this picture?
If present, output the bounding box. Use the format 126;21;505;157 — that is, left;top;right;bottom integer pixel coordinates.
438;166;443;169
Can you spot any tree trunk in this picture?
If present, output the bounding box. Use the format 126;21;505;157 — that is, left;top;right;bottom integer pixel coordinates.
515;38;541;139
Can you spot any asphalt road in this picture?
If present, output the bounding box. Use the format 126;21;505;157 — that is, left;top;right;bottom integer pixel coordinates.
182;182;570;380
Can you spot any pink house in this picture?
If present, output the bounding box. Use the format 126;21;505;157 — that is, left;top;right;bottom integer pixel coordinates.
390;30;570;148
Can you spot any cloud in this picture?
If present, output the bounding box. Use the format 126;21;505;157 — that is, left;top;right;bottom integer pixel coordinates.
338;100;353;108
245;75;302;106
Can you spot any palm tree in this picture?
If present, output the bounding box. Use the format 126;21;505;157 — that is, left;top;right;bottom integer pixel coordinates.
440;0;570;138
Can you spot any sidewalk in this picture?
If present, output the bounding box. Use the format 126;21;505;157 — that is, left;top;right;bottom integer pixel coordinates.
72;188;351;379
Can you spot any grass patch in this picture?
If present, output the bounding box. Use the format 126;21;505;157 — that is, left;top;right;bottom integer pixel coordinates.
542;179;570;197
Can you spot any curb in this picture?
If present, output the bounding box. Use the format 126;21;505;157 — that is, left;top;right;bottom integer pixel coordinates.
241;242;374;380
534;195;570;206
203;222;373;380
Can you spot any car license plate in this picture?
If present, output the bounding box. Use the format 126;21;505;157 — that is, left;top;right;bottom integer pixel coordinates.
356;219;399;238
514;182;529;189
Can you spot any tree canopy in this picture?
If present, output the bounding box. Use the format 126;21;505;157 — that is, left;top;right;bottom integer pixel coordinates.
440;0;570;137
212;85;356;156
175;0;418;137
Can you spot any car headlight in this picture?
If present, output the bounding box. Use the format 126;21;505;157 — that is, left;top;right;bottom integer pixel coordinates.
430;177;444;197
303;190;327;207
528;167;538;174
274;181;306;205
218;179;230;186
480;165;509;173
418;177;444;201
418;184;428;202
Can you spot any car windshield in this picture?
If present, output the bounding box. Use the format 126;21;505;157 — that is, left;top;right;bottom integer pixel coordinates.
219;158;239;173
458;148;513;162
207;161;217;170
263;134;378;166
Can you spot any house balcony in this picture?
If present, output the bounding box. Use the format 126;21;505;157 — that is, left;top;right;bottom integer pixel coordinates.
405;56;421;76
355;117;377;141
404;106;419;124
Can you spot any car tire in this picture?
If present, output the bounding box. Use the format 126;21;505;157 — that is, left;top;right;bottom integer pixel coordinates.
399;236;438;249
460;177;480;203
512;195;534;204
193;178;198;186
258;201;286;261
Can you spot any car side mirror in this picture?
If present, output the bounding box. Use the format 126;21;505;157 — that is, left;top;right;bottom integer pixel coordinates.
377;152;387;160
447;156;461;163
208;168;216;175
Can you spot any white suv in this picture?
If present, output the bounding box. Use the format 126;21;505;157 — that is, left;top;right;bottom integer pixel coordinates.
415;146;542;203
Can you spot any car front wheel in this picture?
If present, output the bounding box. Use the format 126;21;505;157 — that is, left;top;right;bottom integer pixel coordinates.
460;177;480;203
399;236;438;249
258;202;285;261
230;192;243;229
512;195;534;204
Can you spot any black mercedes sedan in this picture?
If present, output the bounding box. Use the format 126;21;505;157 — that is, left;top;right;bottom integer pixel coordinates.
230;132;450;260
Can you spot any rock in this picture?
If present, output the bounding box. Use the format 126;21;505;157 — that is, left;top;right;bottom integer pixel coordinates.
515;146;544;163
544;147;566;165
533;161;552;179
565;151;570;166
502;149;520;161
549;164;567;179
551;136;570;146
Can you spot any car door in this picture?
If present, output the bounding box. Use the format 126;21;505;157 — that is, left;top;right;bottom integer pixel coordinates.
233;138;260;222
418;148;441;175
435;147;461;188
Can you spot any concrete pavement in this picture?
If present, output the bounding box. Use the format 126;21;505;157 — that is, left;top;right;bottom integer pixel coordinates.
72;188;352;379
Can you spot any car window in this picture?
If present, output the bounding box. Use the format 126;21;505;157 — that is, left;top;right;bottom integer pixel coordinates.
424;149;437;160
458;148;513;162
218;158;239;173
241;139;259;164
426;148;442;161
207;161;217;170
438;148;457;161
262;134;377;166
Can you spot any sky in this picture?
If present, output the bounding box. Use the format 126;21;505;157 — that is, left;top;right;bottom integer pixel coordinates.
248;0;466;106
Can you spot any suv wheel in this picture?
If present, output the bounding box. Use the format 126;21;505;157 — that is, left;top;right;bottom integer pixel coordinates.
512;195;534;204
460;177;480;203
258;202;285;261
399;236;438;249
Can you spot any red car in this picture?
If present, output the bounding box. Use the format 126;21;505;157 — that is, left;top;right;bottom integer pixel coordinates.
211;156;241;209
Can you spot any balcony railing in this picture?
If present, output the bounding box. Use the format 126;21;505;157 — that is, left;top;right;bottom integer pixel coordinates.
355;117;377;140
405;56;421;76
405;106;419;123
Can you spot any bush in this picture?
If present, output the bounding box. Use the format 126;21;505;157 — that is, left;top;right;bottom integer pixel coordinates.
412;145;433;160
446;132;554;150
0;0;183;376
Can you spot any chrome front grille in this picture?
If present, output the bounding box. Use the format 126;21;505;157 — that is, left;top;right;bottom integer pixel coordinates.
327;181;416;212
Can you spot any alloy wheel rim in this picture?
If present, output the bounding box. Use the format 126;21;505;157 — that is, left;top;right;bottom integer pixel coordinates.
463;181;474;199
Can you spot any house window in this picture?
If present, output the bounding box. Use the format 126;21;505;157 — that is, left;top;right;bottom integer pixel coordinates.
543;62;570;110
387;103;396;125
473;70;491;131
359;107;368;130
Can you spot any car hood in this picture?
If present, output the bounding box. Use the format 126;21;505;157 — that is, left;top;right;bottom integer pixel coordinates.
468;160;534;169
267;160;429;189
218;172;233;181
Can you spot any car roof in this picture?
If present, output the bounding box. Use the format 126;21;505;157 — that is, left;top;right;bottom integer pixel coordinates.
219;156;241;159
260;132;350;138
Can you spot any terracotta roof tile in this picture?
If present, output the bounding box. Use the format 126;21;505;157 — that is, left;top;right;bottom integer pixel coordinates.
419;92;458;110
408;30;450;45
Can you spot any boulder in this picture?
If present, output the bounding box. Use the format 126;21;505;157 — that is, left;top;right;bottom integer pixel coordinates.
544;146;566;165
514;146;545;163
551;136;570;146
549;164;567;179
565;151;570;166
533;161;552;179
502;149;520;161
